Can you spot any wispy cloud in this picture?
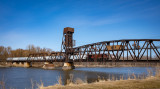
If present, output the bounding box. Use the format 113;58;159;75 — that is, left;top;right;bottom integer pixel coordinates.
57;14;128;27
90;15;126;26
0;31;27;42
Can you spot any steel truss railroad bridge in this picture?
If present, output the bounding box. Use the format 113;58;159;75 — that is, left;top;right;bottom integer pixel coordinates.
11;27;160;63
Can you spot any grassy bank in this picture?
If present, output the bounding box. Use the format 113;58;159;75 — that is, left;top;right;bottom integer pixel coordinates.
40;77;160;89
39;67;160;89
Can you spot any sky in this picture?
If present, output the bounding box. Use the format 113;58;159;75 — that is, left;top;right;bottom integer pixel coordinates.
0;0;160;51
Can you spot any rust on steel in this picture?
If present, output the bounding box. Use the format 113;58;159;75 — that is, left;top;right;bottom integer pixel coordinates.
12;27;160;63
61;27;75;62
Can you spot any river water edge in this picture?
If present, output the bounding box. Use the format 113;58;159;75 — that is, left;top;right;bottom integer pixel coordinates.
0;66;157;89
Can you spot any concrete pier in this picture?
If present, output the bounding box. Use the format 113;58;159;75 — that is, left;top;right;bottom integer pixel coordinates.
62;62;75;70
42;62;55;69
19;62;23;67
24;62;31;67
12;62;18;67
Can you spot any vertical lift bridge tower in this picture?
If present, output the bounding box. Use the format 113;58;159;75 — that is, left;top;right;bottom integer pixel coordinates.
61;27;75;69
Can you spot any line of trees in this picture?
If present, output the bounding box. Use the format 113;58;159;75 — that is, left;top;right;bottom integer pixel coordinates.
0;46;11;61
0;45;53;61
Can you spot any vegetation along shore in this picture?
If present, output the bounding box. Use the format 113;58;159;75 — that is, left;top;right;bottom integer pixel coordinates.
39;67;160;89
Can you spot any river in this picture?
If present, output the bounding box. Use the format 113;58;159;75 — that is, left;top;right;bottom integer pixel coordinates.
0;67;156;89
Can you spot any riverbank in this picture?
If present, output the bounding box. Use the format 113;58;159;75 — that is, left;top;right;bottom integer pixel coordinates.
39;67;160;89
40;77;160;89
0;64;10;68
1;62;160;68
0;66;159;89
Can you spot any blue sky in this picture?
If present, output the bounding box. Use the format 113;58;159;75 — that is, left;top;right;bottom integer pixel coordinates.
0;0;160;51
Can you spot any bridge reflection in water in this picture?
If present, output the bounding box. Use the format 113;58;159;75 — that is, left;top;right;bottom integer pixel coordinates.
0;67;155;89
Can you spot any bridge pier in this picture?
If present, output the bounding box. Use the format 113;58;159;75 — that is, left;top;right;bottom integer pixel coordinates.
12;62;19;67
24;62;31;67
42;62;55;69
19;62;24;67
62;62;75;70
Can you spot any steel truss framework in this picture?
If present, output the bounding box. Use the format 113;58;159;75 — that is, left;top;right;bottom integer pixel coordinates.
26;39;160;62
72;39;160;62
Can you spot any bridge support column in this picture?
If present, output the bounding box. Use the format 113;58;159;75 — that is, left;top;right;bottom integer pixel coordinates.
12;62;19;67
62;62;75;70
24;62;31;67
19;62;23;67
42;62;55;69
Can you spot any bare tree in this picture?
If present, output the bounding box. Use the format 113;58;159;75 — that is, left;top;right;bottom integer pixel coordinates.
0;45;53;59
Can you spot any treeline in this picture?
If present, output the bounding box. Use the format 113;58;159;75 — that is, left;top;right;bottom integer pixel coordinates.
0;45;53;61
0;46;11;61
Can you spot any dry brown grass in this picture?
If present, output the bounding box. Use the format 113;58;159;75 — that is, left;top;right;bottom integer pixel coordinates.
0;81;5;89
39;77;160;89
39;67;160;89
0;76;6;89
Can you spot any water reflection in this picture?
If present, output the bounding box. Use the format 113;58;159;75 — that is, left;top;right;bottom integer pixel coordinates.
0;67;155;89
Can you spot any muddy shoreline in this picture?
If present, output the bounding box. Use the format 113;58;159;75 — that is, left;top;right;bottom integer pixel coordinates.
1;62;160;69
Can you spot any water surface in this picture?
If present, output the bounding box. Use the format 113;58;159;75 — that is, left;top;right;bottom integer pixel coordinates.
0;67;156;89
